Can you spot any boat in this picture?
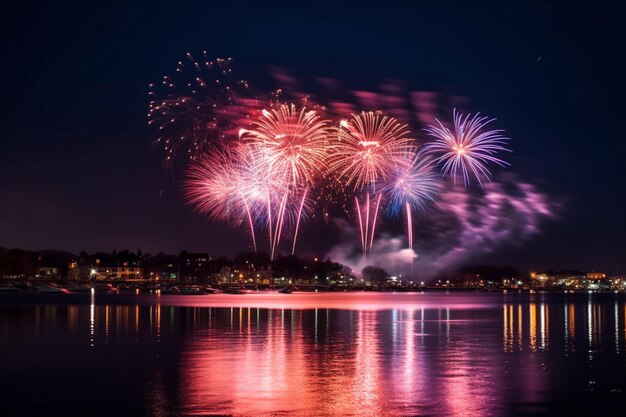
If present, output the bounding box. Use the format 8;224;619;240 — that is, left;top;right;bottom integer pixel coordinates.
0;284;19;292
65;284;92;294
222;286;246;294
91;283;118;294
160;286;180;295
34;284;66;293
178;286;206;295
117;284;133;292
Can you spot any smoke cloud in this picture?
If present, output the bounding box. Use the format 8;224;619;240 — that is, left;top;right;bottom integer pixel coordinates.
327;174;558;279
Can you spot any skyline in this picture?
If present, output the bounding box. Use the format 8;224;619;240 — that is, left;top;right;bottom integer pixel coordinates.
1;1;625;273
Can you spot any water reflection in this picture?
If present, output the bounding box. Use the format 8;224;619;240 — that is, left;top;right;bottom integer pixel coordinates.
2;293;626;416
498;296;626;358
565;302;575;352
90;291;95;347
178;307;503;416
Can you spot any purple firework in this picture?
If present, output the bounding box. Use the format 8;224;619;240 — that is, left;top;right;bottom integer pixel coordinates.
381;149;441;249
424;109;510;186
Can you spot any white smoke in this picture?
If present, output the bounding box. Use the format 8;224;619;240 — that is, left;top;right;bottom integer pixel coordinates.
326;220;417;276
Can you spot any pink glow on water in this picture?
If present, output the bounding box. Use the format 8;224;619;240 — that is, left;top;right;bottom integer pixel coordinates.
176;298;509;416
5;293;626;416
144;292;497;311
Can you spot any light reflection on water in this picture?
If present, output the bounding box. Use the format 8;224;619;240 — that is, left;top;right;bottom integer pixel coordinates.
1;292;626;416
179;307;501;417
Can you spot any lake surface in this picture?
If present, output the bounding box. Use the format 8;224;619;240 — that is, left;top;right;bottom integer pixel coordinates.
1;291;626;416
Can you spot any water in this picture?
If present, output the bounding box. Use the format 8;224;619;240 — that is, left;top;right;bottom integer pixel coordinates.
1;291;625;416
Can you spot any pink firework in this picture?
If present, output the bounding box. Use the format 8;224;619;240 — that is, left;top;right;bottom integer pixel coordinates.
330;111;415;255
424;109;511;186
184;146;261;252
330;111;414;190
239;103;330;186
185;140;313;260
239;103;327;257
231;143;294;260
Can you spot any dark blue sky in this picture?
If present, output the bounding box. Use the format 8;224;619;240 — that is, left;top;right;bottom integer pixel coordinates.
1;1;624;272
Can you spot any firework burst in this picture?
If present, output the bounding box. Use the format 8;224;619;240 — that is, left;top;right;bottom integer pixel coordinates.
184;140;315;260
239;103;330;187
382;149;441;249
330;111;415;190
148;53;256;168
158;57;520;262
237;103;329;257
184;146;261;252
383;149;441;215
329;112;415;256
424;109;510;186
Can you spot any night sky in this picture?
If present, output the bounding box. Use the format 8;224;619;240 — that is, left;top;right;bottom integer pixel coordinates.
1;1;624;273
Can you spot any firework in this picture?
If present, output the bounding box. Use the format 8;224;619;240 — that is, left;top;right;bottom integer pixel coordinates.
329;112;415;255
353;192;383;256
148;53;257;168
255;178;314;260
230;144;294;260
239;103;330;186
330;111;414;190
163;58;521;262
381;149;441;249
184;139;315;260
238;103;328;257
184;146;261;252
424;109;510;186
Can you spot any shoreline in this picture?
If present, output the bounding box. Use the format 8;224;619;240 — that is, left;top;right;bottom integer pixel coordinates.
1;279;624;295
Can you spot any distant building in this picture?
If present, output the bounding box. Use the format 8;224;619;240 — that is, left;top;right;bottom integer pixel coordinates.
609;276;626;290
37;267;59;279
256;268;273;285
530;272;587;289
449;273;488;288
182;253;213;282
68;261;92;280
232;265;273;285
216;266;234;283
94;264;142;280
587;272;606;280
68;260;142;280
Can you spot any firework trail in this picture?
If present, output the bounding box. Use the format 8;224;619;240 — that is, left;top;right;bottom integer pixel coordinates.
291;186;309;255
381;149;441;249
423;109;510;186
268;67;468;130
354;192;383;256
261;181;314;260
330;111;415;255
236;143;293;260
